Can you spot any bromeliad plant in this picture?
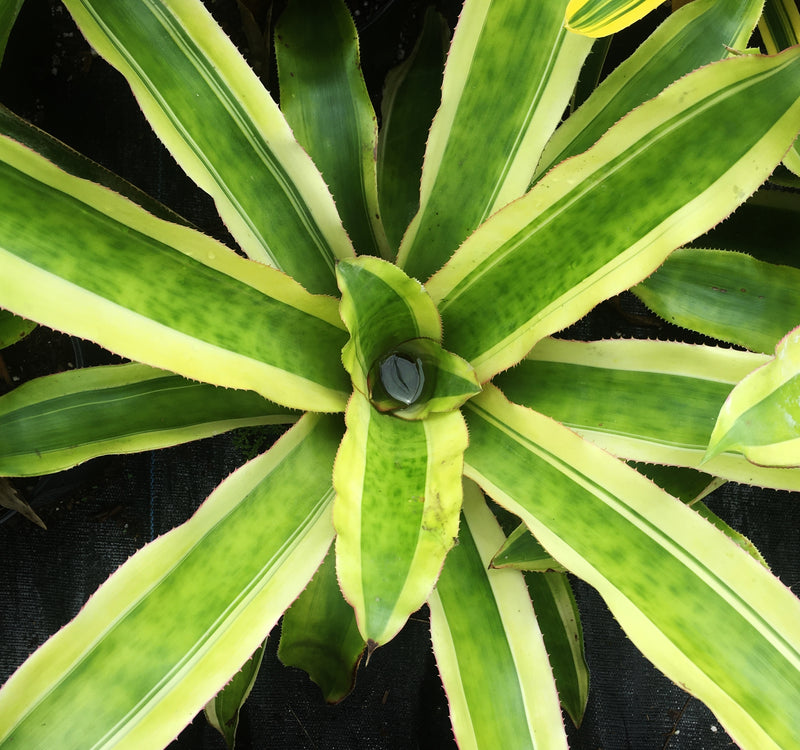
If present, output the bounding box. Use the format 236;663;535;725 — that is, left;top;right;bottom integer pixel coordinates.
2;0;800;747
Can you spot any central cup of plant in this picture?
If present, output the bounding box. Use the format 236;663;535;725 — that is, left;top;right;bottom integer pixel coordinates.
333;256;480;647
368;342;431;412
338;256;480;421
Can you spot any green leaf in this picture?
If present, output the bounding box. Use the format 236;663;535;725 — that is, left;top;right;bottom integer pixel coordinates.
0;309;35;349
491;524;566;573
338;255;441;393
0;413;342;749
759;0;800;176
428;480;568;750
693;499;771;569
428;48;800;382
464;385;800;749
377;8;449;253
538;0;763;180
495;337;800;490
565;0;663;37
62;0;354;294
0;134;350;413
0;0;23;65
397;0;592;281
278;544;365;703
204;639;267;750
707;326;800;467
337;256;478;420
275;0;390;260
760;0;800;52
333;391;466;647
634;248;800;354
569;35;613;113
524;571;589;728
0;363;297;477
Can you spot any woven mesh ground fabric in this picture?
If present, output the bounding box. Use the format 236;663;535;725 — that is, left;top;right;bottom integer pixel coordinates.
1;1;799;748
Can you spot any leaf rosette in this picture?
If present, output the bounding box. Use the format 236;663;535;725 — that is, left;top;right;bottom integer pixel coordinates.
1;0;800;748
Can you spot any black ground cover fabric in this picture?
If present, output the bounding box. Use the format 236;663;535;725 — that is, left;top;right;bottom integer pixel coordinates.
1;2;798;748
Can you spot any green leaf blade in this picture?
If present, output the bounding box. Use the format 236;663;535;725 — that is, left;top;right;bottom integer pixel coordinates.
430;48;800;381
63;0;354;294
397;0;592;281
707;326;800;467
525;572;589;728
0;363;298;477
492;524;566;573
464;386;800;750
278;545;365;703
377;8;448;253
0;309;35;349
0;0;23;64
204;640;268;749
332;392;466;646
429;481;568;750
276;0;390;260
0;135;350;412
0;414;342;749
635;248;800;354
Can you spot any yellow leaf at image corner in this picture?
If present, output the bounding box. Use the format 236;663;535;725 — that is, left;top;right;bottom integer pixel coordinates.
565;0;664;37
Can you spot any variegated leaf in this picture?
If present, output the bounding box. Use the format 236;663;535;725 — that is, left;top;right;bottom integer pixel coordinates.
539;0;763;179
397;0;592;281
429;480;568;750
759;0;800;176
333;391;466;647
495;337;800;490
0;364;297;477
428;48;800;382
464;385;800;750
0;414;341;749
0;134;350;413
337;256;478;420
62;0;354;293
707;326;800;467
565;0;663;37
